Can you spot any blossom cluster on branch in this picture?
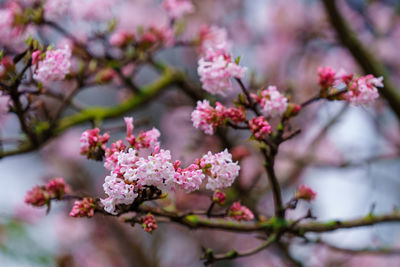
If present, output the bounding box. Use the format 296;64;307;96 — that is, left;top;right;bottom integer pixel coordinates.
2;0;398;265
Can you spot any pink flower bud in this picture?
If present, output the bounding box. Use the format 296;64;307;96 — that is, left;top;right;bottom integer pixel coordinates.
109;31;134;47
228;202;254;221
46;177;70;198
249;116;272;140
70;198;95;218
295;185;317;202
24;186;49;207
31;50;41;65
142;214;158;233
318;66;336;88
80;128;110;160
212;190;226;205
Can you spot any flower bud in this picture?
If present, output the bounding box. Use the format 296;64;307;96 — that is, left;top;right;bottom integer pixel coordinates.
212;190;226;205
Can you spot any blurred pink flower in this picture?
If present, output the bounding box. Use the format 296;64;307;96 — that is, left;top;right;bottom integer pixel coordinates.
33;45;72;83
162;0;194;19
249;116;272;140
228;202;254;221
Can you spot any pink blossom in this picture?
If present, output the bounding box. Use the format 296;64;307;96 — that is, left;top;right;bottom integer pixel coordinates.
46;177;70;198
295;184;317;202
249;116;272;140
104;140;127;171
124;117;160;149
135;128;161;150
162;0;194;19
318;66;336;88
191;100;224;135
124;149;175;189
102;148;175;214
33;45;72;83
139;26;174;48
101;174;138;215
80;128;110;160
110;31;134;47
228;202;254;221
24;186;49;207
345;75;382;106
198;25;232;57
223;106;246;124
254;86;288;117
198;50;247;96
142;214;158;233
70;198;95;218
174;163;205;192
0;3;25;47
31;50;41;65
200;149;240;191
191;100;245;135
125;117;134;138
212;190;226;205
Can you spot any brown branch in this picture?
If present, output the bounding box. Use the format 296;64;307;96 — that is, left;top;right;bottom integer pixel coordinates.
295;213;400;233
202;233;278;265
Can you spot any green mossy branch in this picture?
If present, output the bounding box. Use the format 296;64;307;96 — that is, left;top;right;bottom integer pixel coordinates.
0;68;183;158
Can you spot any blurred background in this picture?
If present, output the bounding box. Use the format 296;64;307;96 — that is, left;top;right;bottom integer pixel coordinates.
1;0;400;266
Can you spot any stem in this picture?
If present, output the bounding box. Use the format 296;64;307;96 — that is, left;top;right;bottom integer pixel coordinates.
234;78;261;116
262;151;285;218
203;233;278;265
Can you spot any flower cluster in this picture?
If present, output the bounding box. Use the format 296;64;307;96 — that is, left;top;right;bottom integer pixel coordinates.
32;46;72;83
198;50;247;96
101;148;174;214
198;26;231;57
249;116;272;140
197;25;246;95
228;202;254;221
318;66;336;88
191;100;245;135
317;66;382;106
173;162;205;193
109;30;135;47
25;178;70;207
295;185;317;202
199;149;241;191
97;118;240;215
162;0;194;19
251;86;288;118
110;26;174;49
139;26;174;48
80;128;110;160
345;75;382;106
101;145;240;214
0;3;24;47
125;117;161;150
70;198;95;218
142;214;158;233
